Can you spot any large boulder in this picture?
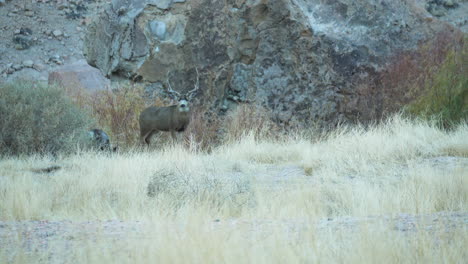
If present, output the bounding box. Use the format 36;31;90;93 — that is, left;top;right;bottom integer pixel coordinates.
48;60;110;92
83;0;464;126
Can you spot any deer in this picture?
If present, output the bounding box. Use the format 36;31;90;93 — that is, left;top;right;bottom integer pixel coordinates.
139;69;200;146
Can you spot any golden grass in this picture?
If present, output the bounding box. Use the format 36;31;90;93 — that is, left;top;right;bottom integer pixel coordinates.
1;115;467;263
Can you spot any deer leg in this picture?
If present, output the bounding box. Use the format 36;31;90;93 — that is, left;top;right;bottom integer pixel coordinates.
170;130;177;145
141;130;155;146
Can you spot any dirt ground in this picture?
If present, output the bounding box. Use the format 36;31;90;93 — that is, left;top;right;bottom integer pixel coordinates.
1;212;467;263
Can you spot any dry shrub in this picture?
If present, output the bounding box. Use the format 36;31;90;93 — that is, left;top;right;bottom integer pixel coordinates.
406;38;467;127
380;31;462;96
184;106;221;152
223;104;279;142
353;30;465;122
67;83;148;149
90;84;146;147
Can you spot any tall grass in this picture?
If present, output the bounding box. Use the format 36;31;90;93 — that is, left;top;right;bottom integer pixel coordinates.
1;115;466;220
0;115;467;262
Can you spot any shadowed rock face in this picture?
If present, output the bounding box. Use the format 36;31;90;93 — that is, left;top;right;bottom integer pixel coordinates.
83;0;463;127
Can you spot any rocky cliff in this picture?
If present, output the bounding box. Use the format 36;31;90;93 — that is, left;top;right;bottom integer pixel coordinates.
83;0;465;126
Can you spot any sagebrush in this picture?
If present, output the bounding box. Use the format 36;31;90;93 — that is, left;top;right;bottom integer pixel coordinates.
0;81;91;155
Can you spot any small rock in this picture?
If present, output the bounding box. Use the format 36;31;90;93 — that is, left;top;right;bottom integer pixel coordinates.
33;63;45;71
45;29;52;36
24;11;34;17
23;60;34;68
13;35;34;50
52;30;63;37
12;64;23;70
6;68;15;74
14;29;21;35
49;55;63;65
443;0;455;7
76;26;82;32
20;27;32;35
57;3;68;10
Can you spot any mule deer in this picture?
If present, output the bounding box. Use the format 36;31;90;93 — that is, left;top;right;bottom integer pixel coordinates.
139;69;200;146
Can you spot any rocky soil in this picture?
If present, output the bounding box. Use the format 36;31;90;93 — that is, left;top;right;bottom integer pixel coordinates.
0;0;109;82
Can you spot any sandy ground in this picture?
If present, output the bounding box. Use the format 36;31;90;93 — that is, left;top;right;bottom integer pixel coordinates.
1;211;467;263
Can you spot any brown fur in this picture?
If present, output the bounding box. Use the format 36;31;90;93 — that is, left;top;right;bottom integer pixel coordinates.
139;102;191;146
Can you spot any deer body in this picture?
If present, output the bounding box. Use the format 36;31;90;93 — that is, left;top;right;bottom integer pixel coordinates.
139;102;191;145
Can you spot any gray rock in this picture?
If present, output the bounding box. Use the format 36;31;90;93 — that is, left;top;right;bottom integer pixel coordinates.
12;64;23;70
149;21;166;40
148;0;173;9
6;67;15;74
33;63;45;71
13;35;34;50
48;60;110;92
22;60;34;68
443;0;455;8
83;0;463;127
57;3;68;10
52;30;63;37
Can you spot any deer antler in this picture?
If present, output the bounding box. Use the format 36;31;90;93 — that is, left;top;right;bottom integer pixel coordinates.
166;72;181;100
186;67;200;101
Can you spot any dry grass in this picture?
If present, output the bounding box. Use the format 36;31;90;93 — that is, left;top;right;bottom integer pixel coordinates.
0;115;467;263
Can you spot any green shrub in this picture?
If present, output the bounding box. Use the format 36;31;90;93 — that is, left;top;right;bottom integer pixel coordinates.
0;81;92;155
406;40;468;127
